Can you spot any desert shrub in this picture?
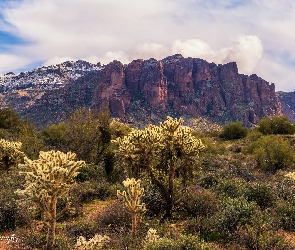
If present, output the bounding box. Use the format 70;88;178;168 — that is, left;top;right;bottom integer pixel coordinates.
0;172;30;232
233;225;292;250
273;177;295;201
12;230;76;250
257;116;295;135
274;200;295;231
144;233;216;250
246;129;263;141
96;200;131;234
184;217;218;241
71;180;113;203
213;178;248;198
244;183;277;209
215;196;257;236
142;181;166;218
219;121;248;140
177;188;219;217
75;164;106;182
199;174;221;189
66;221;98;240
243;135;294;172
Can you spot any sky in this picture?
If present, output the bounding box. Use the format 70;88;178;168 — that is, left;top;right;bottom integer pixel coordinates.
0;0;295;92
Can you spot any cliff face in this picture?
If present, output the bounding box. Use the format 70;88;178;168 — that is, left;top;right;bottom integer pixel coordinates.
91;54;282;127
277;91;295;122
0;55;283;127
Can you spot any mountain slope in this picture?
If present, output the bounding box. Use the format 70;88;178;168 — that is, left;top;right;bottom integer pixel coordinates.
0;55;283;128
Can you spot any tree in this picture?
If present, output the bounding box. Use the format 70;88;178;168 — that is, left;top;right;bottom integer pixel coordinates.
257;116;295;135
16;150;85;250
0;139;25;170
219;121;248;140
0;106;23;132
114;117;205;219
243;135;294;172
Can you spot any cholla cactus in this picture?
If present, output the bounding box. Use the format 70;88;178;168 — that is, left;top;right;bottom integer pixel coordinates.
114;116;205;220
75;234;110;250
117;178;146;234
0;139;25;170
16;150;85;250
144;228;160;247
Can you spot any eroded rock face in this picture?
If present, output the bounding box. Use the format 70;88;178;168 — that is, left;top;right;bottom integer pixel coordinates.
1;55;284;127
277;91;295;122
91;55;282;126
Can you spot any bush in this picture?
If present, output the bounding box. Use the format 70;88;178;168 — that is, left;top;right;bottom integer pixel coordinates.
70;180;113;203
243;135;294;172
234;225;291;250
0;172;31;232
177;188;219;218
96;200;131;234
219;122;248;140
274;200;295;231
214;178;248;198
215;196;257;236
257;116;295;135
145;234;216;250
244;183;277;209
142;181;166;218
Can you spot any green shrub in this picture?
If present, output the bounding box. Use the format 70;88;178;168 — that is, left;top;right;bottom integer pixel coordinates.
145;234;216;250
66;221;98;240
0;172;30;232
257;116;295;135
96;200;131;234
142;181;166;218
234;225;291;250
243;135;294;172
71;180;113;203
274;200;295;231
214;178;248;198
215;196;257;236
177;188;219;218
219;122;248;140
245;183;277;209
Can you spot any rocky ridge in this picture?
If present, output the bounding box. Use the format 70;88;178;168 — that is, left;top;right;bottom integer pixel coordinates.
0;55;284;128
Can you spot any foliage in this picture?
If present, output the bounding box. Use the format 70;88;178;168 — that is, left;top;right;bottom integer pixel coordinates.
257;115;295;135
243;135;294;171
75;234;110;250
0;171;30;232
144;233;216;250
219;121;248;140
215;196;257;236
117;178;146;234
114;116;205;219
0;138;25;170
177;188;218;218
16;150;85;250
244;183;276;209
0;106;23;132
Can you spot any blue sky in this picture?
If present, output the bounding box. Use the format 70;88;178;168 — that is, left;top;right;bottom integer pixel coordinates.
0;0;295;91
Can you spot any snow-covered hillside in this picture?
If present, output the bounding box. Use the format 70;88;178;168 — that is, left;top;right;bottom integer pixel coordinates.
0;60;102;93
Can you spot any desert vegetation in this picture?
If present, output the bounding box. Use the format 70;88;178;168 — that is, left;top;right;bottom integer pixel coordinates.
1;107;295;249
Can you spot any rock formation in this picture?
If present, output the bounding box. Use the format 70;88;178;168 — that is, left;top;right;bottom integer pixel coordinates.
0;55;284;128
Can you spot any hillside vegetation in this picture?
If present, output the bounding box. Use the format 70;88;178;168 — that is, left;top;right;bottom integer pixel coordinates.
1;107;295;249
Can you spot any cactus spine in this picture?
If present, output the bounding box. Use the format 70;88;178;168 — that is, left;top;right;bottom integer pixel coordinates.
17;150;85;250
117;178;146;234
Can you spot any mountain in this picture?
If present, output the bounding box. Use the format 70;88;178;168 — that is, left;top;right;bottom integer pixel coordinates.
277;91;295;122
0;55;283;128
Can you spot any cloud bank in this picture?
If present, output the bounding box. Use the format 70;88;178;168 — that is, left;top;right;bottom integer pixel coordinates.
0;0;295;91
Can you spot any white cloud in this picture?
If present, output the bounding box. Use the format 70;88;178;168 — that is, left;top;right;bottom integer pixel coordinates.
0;54;31;75
0;0;294;91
